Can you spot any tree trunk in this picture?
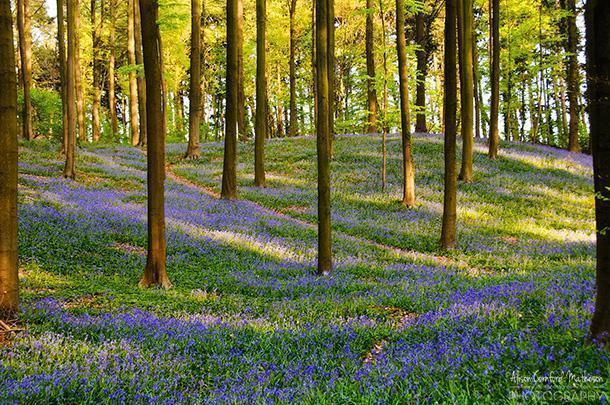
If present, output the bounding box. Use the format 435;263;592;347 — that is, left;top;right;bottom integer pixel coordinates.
186;0;202;158
379;0;388;191
254;0;266;186
327;0;335;155
565;0;580;152
288;0;298;137
128;0;140;145
57;0;68;151
134;0;147;146
138;0;171;289
74;2;85;142
312;0;317;134
458;0;474;182
64;0;77;178
396;0;414;207
488;0;500;158
0;0;20;319
91;0;102;142
17;0;33;140
316;0;332;275
415;11;427;133
236;0;246;141
108;0;118;137
365;0;378;134
440;0;457;250
586;0;610;346
221;0;239;199
473;23;482;139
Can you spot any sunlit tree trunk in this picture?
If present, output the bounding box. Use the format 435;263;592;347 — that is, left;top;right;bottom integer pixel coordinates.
440;0;457;249
365;0;378;134
139;0;171;289
57;0;68;151
186;0;202;158
17;0;33;141
128;0;140;145
396;0;414;207
64;0;77;178
327;0;335;155
458;0;474;182
586;0;610;346
134;0;147;146
91;0;102;142
488;0;499;159
565;0;580;152
379;0;388;191
288;0;298;137
0;0;20;319
221;0;239;199
75;2;86;142
236;0;246;141
108;0;118;137
316;0;332;275
254;0;266;186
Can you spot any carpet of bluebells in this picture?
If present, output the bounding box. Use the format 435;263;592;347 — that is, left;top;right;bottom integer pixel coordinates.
2;134;608;402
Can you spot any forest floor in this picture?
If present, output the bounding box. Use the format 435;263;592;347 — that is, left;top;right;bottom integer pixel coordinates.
2;133;608;402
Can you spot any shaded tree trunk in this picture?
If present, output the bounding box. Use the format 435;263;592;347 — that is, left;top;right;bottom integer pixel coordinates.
64;0;77;178
415;11;427;133
237;0;246;141
379;0;388;191
472;22;482;139
365;0;378;134
186;0;202;158
458;0;474;182
488;0;499;158
288;0;298;137
221;0;239;199
396;0;414;207
108;0;118;137
440;0;457;249
75;2;85;142
91;0;102;142
128;0;140;145
254;0;266;186
0;0;20;319
17;0;33;140
134;0;147;146
586;0;610;346
565;0;580;152
327;0;335;155
138;0;171;289
57;0;68;151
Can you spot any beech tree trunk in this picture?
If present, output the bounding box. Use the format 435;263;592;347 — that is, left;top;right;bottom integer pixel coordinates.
57;0;68;151
316;0;332;275
221;0;239;199
108;0;118;137
488;0;499;158
236;0;246;141
415;11;427;133
128;0;140;145
75;2;85;142
288;0;298;137
134;0;147;146
254;0;266;186
64;0;77;178
186;0;202;158
17;0;33;141
440;0;457;250
0;0;20;319
139;0;171;289
396;0;414;207
365;0;378;134
566;0;580;152
458;0;474;182
91;0;102;142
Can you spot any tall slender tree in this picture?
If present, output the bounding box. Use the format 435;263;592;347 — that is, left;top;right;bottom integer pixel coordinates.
316;0;332;275
17;0;33;141
458;0;474;182
75;2;85;142
236;0;246;141
327;0;335;155
138;0;171;289
488;0;500;158
365;0;378;134
221;0;239;199
108;0;118;137
128;0;140;146
63;0;77;179
586;0;610;346
288;0;298;137
379;0;388;190
0;0;19;319
254;0;266;186
415;10;427;133
57;0;68;151
565;0;580;152
440;0;457;249
186;0;202;158
134;0;147;146
91;0;102;142
396;0;415;207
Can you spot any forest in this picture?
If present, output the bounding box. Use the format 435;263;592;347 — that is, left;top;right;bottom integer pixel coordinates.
1;0;610;402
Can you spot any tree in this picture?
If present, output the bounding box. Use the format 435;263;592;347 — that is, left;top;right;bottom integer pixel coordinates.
63;0;77;179
237;0;246;141
365;0;378;134
221;0;239;199
414;10;427;133
396;0;414;207
288;0;298;137
186;0;202;159
316;0;333;275
91;0;102;142
565;0;580;152
586;0;610;346
57;0;68;151
254;0;266;186
139;0;172;289
440;0;457;249
108;0;118;137
458;0;474;182
134;0;147;146
17;0;33;141
74;2;85;142
0;0;19;319
128;0;140;146
488;0;499;159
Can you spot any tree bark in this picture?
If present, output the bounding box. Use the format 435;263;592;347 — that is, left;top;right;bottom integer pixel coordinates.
64;0;77;178
108;0;118;137
17;0;33;141
74;2;85;142
254;0;266;186
440;0;457;250
316;0;332;275
565;0;580;152
327;0;335;155
186;0;202;158
236;0;246;141
138;0;171;289
288;0;298;137
488;0;500;158
221;0;239;199
414;11;428;134
134;0;147;146
91;0;102;142
365;0;378;134
379;0;388;190
0;0;20;319
458;0;474;182
128;0;140;145
57;0;68;151
586;0;610;346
